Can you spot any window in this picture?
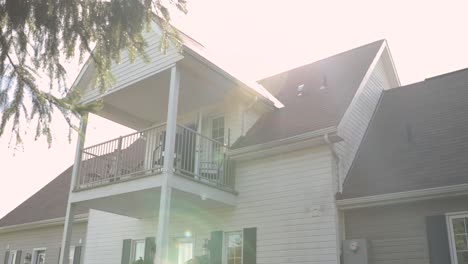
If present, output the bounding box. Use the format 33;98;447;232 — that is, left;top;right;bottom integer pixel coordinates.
132;240;145;263
8;250;17;264
177;241;193;264
32;249;46;264
211;116;225;144
448;214;468;264
69;246;75;264
225;231;242;264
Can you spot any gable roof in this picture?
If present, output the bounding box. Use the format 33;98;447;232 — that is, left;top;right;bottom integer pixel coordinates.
341;68;468;199
232;40;385;148
0;167;87;228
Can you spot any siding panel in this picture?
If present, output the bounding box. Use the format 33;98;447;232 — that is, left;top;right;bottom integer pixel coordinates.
83;147;339;264
0;223;87;264
79;24;183;103
345;196;468;264
335;59;391;187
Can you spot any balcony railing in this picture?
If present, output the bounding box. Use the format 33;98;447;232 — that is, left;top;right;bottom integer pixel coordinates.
75;124;233;191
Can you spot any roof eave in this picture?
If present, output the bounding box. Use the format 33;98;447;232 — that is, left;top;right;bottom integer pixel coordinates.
181;46;283;109
0;213;88;234
337;183;468;210
229;126;341;160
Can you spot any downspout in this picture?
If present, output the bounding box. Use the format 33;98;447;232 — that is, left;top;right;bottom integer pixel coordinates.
324;132;344;262
324;133;341;193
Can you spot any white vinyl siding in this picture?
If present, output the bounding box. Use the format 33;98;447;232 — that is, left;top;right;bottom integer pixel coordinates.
345;196;468;264
0;223;86;264
335;58;392;187
78;22;183;104
83;147;339;264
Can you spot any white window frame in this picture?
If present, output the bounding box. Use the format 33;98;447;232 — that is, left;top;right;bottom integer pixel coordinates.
210;114;225;145
131;239;145;263
8;250;17;264
31;248;46;264
69;246;76;264
446;211;468;264
176;237;194;264
223;231;243;264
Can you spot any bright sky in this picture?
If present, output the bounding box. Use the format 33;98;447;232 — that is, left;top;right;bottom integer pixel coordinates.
1;0;468;218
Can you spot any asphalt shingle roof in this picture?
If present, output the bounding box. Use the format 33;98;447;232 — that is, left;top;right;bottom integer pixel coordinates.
341;68;468;199
233;40;384;148
0;167;87;227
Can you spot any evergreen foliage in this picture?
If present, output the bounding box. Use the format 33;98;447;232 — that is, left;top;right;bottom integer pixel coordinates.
0;0;186;146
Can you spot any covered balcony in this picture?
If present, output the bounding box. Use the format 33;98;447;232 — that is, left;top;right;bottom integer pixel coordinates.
75;123;233;191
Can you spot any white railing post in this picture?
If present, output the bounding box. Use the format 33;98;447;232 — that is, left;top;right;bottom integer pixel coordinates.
155;65;180;264
59;113;88;264
194;111;203;178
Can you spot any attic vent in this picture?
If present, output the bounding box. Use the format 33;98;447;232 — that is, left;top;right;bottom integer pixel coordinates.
297;84;305;96
319;76;328;90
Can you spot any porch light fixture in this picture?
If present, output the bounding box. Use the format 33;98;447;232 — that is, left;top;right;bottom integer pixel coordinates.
184;230;192;238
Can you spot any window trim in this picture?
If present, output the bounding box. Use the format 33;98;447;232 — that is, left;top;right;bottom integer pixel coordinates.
210;114;225;145
175;237;194;264
131;239;145;263
8;250;17;264
446;212;468;264
31;248;46;264
223;230;243;264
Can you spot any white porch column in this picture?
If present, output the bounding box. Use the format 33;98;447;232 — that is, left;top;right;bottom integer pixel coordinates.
59;114;88;264
155;65;180;264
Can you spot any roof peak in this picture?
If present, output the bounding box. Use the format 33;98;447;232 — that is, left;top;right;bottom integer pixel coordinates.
257;39;386;83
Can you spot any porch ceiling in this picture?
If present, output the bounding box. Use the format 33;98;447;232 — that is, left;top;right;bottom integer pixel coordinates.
75;180;234;219
97;60;233;130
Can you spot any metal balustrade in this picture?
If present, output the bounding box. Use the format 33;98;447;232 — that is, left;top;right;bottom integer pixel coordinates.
75;123;233;191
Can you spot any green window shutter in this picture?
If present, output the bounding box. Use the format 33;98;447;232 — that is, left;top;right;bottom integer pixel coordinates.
57;248;61;264
209;231;223;264
14;250;21;264
242;228;257;264
426;215;451;264
3;251;9;264
121;239;132;264
73;246;82;264
144;237;156;264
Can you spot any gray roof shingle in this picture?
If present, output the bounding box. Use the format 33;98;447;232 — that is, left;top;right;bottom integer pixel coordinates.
341;68;468;199
0;167;87;227
233;40;384;148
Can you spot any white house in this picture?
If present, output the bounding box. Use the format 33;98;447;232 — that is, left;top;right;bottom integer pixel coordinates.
0;23;400;264
59;20;399;264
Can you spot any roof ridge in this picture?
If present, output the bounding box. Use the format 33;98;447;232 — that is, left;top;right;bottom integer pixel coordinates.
386;67;468;94
257;39;386;83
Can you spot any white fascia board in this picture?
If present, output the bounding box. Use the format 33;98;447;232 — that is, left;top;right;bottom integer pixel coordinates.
182;46;284;109
229;127;341;160
382;40;401;87
0;214;88;234
337;41;386;131
337;183;468;210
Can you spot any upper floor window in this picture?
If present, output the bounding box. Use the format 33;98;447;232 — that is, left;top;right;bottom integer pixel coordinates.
211;116;225;144
8;250;17;264
132;240;145;263
448;213;468;264
225;231;242;264
32;249;46;264
177;239;193;264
